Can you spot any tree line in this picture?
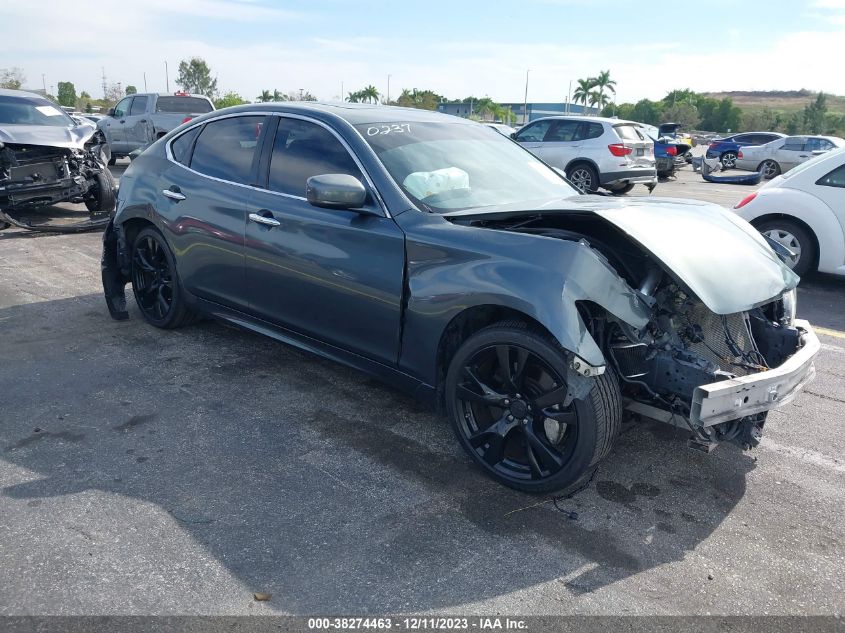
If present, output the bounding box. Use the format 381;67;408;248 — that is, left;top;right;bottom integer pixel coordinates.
4;61;843;135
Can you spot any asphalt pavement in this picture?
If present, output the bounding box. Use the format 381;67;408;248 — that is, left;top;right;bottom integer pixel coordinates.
0;161;843;615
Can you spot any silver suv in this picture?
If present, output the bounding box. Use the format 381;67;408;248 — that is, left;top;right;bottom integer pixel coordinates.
514;116;657;194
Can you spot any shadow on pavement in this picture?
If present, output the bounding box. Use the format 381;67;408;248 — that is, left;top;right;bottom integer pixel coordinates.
0;293;756;612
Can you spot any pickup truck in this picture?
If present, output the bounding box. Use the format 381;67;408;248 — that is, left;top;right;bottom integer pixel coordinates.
97;92;214;163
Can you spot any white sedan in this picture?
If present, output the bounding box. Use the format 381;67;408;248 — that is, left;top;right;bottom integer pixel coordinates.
733;147;845;276
735;135;844;179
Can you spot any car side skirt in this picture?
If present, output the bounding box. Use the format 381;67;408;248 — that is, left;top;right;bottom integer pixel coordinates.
192;296;436;406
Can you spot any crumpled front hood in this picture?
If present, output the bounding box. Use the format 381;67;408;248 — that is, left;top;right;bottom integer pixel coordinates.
578;196;799;314
446;195;799;314
0;123;97;150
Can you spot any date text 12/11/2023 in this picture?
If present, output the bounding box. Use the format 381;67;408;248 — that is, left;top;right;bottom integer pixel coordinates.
307;616;529;630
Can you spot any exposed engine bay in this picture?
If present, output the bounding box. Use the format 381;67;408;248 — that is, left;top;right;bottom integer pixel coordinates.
456;210;813;451
0;132;114;232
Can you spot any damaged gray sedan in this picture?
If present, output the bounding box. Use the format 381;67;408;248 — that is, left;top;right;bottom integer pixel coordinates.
0;89;114;231
101;103;819;494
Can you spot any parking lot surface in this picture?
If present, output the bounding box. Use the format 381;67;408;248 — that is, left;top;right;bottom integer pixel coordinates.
1;163;843;615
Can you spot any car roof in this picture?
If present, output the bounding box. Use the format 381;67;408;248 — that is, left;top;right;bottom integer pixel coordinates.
526;115;636;125
0;88;51;100
196;102;476;127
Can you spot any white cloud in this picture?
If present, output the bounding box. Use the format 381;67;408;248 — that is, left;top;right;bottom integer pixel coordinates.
4;1;845;104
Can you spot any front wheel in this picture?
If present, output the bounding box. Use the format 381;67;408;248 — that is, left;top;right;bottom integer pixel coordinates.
84;170;116;214
445;323;622;495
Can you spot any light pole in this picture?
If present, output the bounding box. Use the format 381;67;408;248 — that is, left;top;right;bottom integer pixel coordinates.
387;74;391;104
165;61;170;93
299;88;304;100
522;69;530;126
41;73;46;94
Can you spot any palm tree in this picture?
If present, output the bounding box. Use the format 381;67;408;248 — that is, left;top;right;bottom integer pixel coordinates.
589;91;610;111
361;85;380;104
256;89;273;103
592;70;616;113
572;78;595;111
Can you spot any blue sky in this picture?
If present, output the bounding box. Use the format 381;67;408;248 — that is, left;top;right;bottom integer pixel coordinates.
3;0;845;103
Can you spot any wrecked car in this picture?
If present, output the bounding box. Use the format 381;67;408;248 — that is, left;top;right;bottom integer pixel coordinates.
102;104;819;495
0;89;115;231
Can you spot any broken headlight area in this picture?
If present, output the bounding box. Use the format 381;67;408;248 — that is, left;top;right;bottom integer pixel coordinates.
607;279;811;450
0;134;114;232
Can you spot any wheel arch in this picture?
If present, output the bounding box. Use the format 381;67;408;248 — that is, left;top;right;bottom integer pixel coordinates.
433;305;555;411
563;157;600;175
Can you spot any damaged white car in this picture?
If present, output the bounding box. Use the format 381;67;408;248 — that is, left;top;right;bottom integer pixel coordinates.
0;89;115;231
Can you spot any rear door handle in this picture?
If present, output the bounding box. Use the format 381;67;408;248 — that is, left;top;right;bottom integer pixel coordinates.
249;212;281;228
140;119;148;123
162;188;186;201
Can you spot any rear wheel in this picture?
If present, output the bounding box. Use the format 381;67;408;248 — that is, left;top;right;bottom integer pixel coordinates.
130;227;196;328
755;218;816;276
566;163;599;194
445;323;622;495
759;159;781;179
720;151;737;169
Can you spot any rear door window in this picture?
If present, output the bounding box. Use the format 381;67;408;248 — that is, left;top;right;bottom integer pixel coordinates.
129;96;148;116
189;116;265;185
544;120;579;142
515;120;552;142
156;96;214;114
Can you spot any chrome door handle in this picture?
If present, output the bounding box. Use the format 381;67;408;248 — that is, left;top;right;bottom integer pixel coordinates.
249;212;281;227
162;189;186;201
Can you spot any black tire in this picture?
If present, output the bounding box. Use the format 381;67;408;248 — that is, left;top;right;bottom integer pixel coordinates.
445;322;622;495
758;159;781;180
566;163;599;194
130;226;197;329
608;182;635;195
755;218;816;276
720;151;737;169
84;170;116;213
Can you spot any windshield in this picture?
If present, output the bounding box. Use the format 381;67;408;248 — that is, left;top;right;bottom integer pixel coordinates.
0;95;76;127
355;121;578;212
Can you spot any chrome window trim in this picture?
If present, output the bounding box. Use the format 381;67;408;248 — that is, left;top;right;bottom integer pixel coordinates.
164;110;390;217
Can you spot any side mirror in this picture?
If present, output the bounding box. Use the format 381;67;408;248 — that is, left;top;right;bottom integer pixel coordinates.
306;174;369;211
107;108;115;117
510;132;518;140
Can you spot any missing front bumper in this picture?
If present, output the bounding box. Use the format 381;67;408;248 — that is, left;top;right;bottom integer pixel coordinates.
690;319;819;427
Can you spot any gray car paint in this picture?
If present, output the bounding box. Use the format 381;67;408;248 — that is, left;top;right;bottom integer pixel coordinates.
0;121;99;149
103;102;797;399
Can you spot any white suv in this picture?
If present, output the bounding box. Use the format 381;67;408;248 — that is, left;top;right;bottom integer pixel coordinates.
514;116;657;194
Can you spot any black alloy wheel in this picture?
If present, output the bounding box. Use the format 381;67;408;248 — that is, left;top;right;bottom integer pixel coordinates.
130;227;196;328
445;324;621;494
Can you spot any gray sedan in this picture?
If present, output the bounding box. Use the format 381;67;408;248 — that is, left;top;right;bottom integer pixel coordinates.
736;135;845;178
